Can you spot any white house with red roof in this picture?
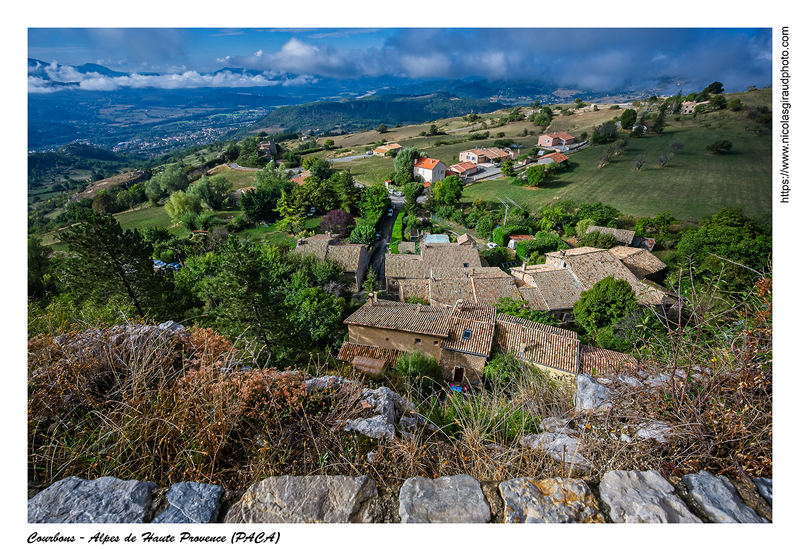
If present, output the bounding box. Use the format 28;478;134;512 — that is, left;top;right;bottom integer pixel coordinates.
448;161;478;179
413;157;446;184
537;132;576;148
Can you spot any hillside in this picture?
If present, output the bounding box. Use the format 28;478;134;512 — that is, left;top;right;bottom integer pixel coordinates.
248;93;506;135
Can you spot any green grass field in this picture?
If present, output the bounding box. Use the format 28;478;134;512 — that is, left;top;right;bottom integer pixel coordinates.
463;112;771;222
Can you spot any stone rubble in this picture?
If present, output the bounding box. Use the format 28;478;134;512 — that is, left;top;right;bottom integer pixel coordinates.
598;470;702;523
682;471;769;523
398;474;491;523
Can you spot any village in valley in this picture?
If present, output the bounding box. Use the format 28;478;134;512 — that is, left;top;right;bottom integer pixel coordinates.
26;27;774;527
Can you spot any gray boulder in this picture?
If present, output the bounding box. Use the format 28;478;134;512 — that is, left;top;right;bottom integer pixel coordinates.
224;475;377;523
304;375;353;393
682;471;768;523
344;415;396;440
522;432;593;470
152;481;224;523
28;476;157;523
539;416;576;435
618;375;644;388
499;477;604;523
158;320;185;332
574;374;612;412
398;474;490;523
598;470;701;523
753;477;772;505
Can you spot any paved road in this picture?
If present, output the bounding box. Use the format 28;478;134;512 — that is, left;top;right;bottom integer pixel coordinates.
367;194;406;289
330;153;372;163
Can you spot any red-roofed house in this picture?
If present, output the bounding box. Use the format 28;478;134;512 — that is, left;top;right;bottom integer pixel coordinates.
413;157;446;184
537;132;576;148
537;152;569;166
448;161;478;178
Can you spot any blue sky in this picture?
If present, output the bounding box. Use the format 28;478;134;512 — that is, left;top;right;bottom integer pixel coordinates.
28;28;773;94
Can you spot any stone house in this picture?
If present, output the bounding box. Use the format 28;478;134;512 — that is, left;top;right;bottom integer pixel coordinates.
294;232;370;291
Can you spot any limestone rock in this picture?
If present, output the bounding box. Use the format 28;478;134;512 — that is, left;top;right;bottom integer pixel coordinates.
28;476;157;523
361;386;415;422
636;421;674;443
540;417;576;435
305;375;353;393
344;415;396;440
753;477;772;505
152;481;224;524
158;320;185;332
574;374;612;412
598;470;701;523
398;474;491;523
500;477;605;523
618;375;644;388
522;432;592;470
682;471;768;523
643;373;671;387
223;475;377;523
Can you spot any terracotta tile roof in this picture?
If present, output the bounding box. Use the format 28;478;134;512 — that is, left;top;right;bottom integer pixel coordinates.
337;342;402;367
399;279;430;302
586;226;635;245
420;244;482;270
472;277;523;305
539;152;568;164
509;234;535;241
290;170;311;185
450;162;477;172
414;157;444;170
325;243;367;272
494;313;581;374
518;285;548;311
580;345;639;377
385;253;425;280
343;299;451;337
529;269;585;311
430;278;475;305
608;246;667;279
441;316;495;357
456;233;477;246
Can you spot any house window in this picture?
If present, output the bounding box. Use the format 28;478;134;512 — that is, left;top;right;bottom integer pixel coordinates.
462;329;472;340
463;263;469;268
414;338;421;345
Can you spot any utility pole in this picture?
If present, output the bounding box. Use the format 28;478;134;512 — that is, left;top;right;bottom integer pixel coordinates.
497;197;509;226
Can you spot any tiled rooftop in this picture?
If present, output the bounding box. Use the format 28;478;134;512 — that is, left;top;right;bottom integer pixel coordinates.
580;345;639;377
529;269;585;311
472;277;523;305
494;313;581;374
343;299;451;337
336;342;403;367
608;246;667;279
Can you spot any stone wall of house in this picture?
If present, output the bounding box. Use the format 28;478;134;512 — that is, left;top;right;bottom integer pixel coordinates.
348;325;443;361
439;349;487;384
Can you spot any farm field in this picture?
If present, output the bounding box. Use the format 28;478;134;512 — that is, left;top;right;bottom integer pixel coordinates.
463;113;771;222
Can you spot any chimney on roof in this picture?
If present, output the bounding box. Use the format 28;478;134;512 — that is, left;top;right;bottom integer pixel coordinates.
522;261;528;271
416;303;421;313
368;292;376;306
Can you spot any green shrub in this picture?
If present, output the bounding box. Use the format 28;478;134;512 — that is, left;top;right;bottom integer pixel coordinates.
396;351;442;398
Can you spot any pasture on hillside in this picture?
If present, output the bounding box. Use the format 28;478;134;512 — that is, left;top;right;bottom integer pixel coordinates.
463;113;771;223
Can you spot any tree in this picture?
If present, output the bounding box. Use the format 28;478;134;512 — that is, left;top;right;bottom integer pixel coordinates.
358;184;391;221
619;108;637;129
573;276;638;334
657;155;672;168
433;175;465;206
187;174;231;210
330;170;360;213
475;214;496;239
92;190;115;214
500;159;515;176
706;140;733;155
154;164;190;195
709;94;728;110
707;81;725;94
376;123;388;134
728;98;744;111
28;235;54;300
275;189;304;234
669;142;685;154
632;154;646;171
165;190;203;222
580;230;618;249
526;164;547;187
393;146;420;186
57;212;176;319
320;209;355;237
323;139;335;150
591;121;617;144
348;220;376;244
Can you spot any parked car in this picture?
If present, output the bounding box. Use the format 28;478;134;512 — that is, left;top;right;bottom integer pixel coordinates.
486;242;499;249
388;208;394;216
376;231;382;240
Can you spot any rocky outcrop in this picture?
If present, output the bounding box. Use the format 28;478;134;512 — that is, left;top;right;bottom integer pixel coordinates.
521;432;593;470
573;374;612;412
499;477;604;523
223;475;378;523
151;481;224;524
28;476;157;523
682;471;768;523
598;470;701;523
398;474;491;523
754;477;773;505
